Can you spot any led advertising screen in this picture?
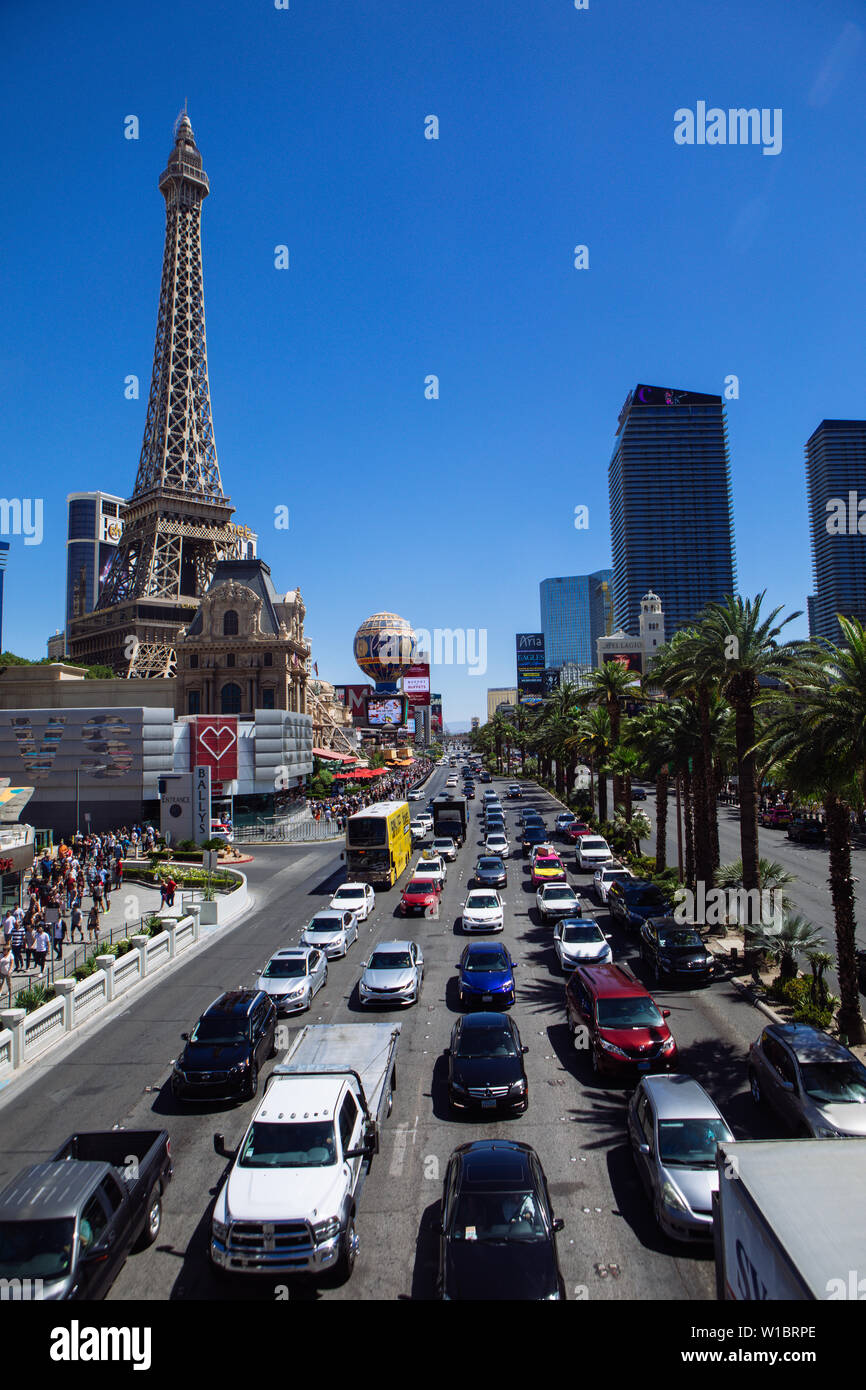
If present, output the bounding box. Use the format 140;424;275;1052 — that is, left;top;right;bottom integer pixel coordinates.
516;632;545;704
366;696;406;726
403;662;430;706
603;650;643;674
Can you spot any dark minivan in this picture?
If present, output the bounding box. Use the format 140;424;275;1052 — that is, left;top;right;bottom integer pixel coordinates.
172;990;277;1103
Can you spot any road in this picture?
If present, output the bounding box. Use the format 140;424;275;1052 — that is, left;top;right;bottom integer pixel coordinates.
0;763;799;1302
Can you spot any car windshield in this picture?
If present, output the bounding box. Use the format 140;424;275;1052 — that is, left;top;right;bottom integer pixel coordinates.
305;925;341;937
332;888;361;901
596;997;664;1028
799;1060;866;1104
477;859;503;870
658;1118;732;1167
487;836;506;845
368;950;412;970
657;929;703;949
466;895;499;910
464;948;509;972
406;881;432;895
602;870;630;882
0;1218;76;1281
562;923;603;942
456;1024;517;1056
238;1120;337;1168
544;887;574;899
582;840;608;851
263;959;306;978
450;1191;546;1242
190;1017;248;1045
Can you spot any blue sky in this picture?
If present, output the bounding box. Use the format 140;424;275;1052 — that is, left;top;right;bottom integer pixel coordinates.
1;0;864;724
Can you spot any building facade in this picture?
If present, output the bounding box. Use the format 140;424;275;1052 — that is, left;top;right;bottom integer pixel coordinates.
64;491;126;639
805;419;866;643
596;591;666;673
539;570;612;668
609;384;736;636
487;687;519;720
175;559;308;716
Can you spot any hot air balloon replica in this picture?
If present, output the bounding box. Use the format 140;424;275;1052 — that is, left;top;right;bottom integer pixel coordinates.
353;612;418;687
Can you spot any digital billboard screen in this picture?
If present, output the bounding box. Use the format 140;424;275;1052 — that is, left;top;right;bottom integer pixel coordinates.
516;632;545;703
366;697;406;726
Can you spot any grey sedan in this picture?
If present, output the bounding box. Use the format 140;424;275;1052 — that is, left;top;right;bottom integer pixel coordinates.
474;855;508;888
748;1023;866;1138
627;1074;733;1241
359;939;424;1008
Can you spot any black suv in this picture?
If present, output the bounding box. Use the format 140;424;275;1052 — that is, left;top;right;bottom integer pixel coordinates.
639;916;714;985
172;990;277;1103
787;817;826;845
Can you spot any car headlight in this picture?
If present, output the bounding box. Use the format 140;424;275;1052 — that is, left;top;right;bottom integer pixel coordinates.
658;955;672;968
312;1216;341;1243
212;1219;228;1242
231;1059;250;1071
509;1078;527;1094
599;1039;628;1058
173;1067;186;1080
451;1081;466;1094
661;1037;676;1053
662;1180;690;1214
544;1291;562;1300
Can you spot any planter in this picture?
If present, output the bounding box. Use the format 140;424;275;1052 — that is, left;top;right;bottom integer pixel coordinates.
198;901;219;925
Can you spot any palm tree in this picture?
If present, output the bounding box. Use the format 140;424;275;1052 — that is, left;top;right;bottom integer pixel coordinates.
566;707;612;822
576;661;641;810
609;743;640;821
626;702;677;871
677;594;818;912
757;619;866;1043
753;912;828;984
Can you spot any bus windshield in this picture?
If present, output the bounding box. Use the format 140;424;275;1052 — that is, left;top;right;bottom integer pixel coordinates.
347;818;387;847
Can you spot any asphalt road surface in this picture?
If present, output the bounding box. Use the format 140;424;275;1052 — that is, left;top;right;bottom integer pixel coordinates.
0;765;812;1302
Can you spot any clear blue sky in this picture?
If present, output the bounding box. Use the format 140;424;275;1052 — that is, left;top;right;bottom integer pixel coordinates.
1;0;864;723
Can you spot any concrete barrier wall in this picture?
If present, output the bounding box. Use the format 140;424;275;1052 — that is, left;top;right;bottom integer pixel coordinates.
113;950;143;998
22;997;67;1062
73;971;108;1025
0;1029;14;1081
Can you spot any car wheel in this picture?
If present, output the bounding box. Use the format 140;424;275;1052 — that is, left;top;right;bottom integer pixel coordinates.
749;1068;763;1106
591;1046;601;1075
245;1061;259;1100
268;1027;278;1058
323;967;329;986
134;1186;162;1250
335;1214;358;1282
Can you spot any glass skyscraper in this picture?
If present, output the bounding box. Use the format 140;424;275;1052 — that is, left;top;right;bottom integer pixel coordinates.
609;384;736;636
65;492;126;637
806;419;866;643
539;571;612;668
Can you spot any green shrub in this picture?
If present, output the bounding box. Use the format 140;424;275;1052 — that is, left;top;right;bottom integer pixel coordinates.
13;983;57;1013
766;975;836;1029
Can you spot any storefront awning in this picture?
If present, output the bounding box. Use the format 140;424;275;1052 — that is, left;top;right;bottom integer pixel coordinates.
332;767;389;780
312;748;357;762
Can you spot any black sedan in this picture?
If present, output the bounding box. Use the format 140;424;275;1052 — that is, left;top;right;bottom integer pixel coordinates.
437;1141;565;1300
607;879;673;930
639;917;715;985
446;1012;528;1114
474;855;507;888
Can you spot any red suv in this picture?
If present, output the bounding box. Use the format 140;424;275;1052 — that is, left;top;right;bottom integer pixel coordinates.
564;821;593;843
565;963;677;1079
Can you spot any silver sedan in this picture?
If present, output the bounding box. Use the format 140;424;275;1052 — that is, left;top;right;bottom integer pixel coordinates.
359;940;424;1008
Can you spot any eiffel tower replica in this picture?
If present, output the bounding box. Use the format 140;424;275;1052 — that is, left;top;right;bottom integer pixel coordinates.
69;111;252;677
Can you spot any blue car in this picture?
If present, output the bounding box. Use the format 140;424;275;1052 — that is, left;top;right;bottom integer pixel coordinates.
457;941;516;1008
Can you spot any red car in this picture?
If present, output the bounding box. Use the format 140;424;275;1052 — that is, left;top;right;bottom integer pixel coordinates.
564;821;593;843
566;962;677;1079
400;878;442;916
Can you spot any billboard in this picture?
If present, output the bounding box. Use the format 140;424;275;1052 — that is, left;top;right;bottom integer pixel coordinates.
335;684;374;721
366;697;406;726
603;650;643;674
542;666;561;695
430;693;443;731
516;632;545;704
403;663;430;706
189;715;239;782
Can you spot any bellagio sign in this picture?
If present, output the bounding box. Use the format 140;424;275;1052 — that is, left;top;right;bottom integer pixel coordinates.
189;716;239;781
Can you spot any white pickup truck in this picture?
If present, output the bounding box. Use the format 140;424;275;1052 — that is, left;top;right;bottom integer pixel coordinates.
210;1022;399;1281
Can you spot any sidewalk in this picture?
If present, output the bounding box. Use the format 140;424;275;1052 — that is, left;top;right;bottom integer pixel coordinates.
3;879;166;1003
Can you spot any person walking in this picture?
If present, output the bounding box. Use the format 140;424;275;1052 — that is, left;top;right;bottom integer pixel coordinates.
165;876;177;909
32;926;50;976
114;857;123;890
101;866;112;912
8;919;25;973
92;877;105;914
0;943;14;1005
23;921;36;971
158;879;168;910
52;915;67;960
86;905;101;946
70;902;84;943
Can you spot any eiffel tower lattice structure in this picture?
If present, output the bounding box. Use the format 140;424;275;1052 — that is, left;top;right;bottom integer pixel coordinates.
307;687;358;758
68;113;253;677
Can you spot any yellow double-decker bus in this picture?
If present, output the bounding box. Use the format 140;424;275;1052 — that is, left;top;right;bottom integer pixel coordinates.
345;801;412;887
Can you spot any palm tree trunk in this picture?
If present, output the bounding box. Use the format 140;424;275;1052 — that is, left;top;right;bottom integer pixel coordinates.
597;766;608;823
655;770;668;871
589;763;595;815
609;701;622;811
683;769;695;889
710;759;722;870
624;775;633;824
691;759;712;889
733;693;761;966
825;792;865;1044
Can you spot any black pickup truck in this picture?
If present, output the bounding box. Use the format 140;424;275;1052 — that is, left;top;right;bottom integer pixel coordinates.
0;1129;172;1300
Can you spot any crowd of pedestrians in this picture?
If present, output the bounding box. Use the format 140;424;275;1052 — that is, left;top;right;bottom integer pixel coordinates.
0;823;159;1003
308;759;434;833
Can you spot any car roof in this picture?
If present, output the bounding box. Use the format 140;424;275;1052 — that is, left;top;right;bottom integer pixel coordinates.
267;948;312;961
454;1140;534;1190
309;910;347;923
0;1161;112;1221
768;1023;854;1063
372;939;414;952
333;882;368;892
649;916;699;931
640;1073;724;1120
575;963;646;997
204;989;260;1017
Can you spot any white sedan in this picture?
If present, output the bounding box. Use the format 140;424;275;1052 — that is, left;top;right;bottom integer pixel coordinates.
553;917;613;972
410;819;429;841
575;836;614;871
592;864;634;904
536;883;581;922
329;881;376;921
485;832;510;858
256;946;328;1014
408;790;424;801
433;837;458;862
460;889;505;933
358;939;424;1008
